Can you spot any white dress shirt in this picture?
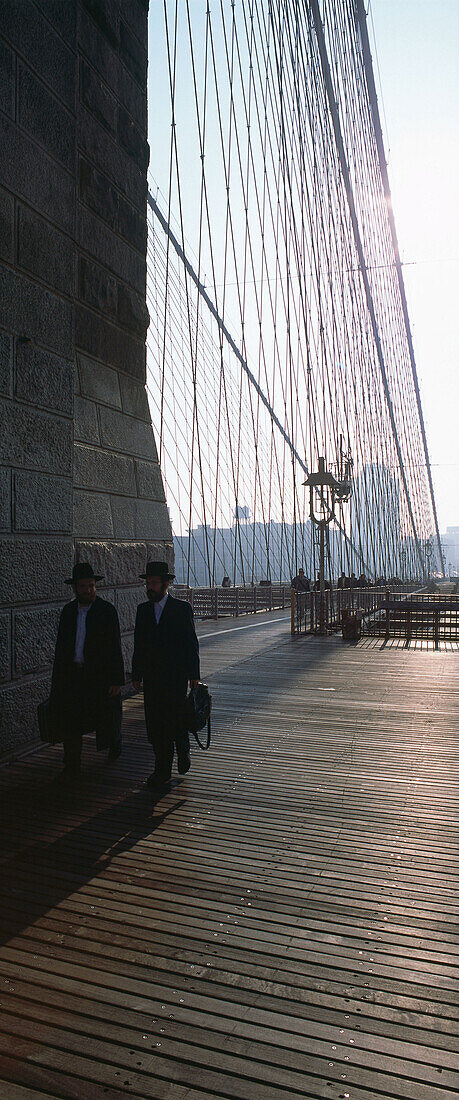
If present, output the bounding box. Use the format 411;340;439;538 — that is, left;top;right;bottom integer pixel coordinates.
74;603;90;662
154;591;169;624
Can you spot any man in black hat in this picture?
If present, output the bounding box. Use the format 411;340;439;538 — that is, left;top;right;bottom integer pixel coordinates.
132;561;200;790
50;563;125;780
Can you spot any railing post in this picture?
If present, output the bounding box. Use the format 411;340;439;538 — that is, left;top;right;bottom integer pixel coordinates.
434;609;439;650
291;589;295;634
406;608;412;646
385;587;390;641
235;587;239;617
253;586;257;613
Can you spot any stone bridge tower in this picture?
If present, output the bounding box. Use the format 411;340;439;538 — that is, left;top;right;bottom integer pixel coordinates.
0;0;172;756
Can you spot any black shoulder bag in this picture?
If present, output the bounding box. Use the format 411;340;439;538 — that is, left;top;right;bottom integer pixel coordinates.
186;682;212;750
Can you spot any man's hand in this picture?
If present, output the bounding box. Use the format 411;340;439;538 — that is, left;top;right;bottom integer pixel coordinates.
189;679;199;690
132;680;142;692
108;685;121;696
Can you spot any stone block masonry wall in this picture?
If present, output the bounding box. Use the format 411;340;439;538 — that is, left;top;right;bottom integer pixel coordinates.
73;0;172;679
0;0;172;759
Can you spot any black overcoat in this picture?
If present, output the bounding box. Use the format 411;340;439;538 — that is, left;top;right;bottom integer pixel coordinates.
132;595;200;687
132;596;200;742
50;597;124;745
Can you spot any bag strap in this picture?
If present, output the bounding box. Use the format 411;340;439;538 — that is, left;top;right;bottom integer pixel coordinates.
192;715;211;751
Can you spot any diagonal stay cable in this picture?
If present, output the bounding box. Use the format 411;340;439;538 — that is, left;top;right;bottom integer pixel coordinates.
309;0;426;581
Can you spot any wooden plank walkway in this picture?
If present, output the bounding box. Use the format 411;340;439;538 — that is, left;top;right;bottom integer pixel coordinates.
0;612;458;1099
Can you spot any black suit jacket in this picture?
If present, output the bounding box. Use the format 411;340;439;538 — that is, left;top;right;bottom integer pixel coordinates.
51;597;124;703
132;595;200;687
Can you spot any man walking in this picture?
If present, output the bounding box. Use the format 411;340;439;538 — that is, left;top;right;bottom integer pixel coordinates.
50;563;124;781
132;561;200;791
291;567;310;592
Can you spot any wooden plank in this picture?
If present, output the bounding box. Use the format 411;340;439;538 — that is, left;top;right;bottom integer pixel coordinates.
0;618;458;1098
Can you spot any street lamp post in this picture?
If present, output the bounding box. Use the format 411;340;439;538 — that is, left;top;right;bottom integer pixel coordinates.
304;456;352;634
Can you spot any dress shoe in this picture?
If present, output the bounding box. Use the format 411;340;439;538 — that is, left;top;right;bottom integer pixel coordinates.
146;772;171;791
107;743;122;762
177;752;191;775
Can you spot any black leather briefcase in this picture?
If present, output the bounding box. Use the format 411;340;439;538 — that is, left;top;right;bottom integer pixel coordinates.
37;698;61;744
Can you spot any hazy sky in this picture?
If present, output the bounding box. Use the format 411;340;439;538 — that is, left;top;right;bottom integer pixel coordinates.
369;0;459;532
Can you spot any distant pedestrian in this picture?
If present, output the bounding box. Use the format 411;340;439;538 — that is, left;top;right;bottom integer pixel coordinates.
291;568;310;592
132;561;200;791
50;563;124;782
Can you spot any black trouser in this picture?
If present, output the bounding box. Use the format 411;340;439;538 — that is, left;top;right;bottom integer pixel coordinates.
63;665;122;768
143;679;189;781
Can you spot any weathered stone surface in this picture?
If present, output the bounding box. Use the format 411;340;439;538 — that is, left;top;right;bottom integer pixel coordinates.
0;331;12;396
120;19;147;87
119;376;150;421
0;265;73;358
1;0;76;110
73;490;114;538
78;106;146;212
0;186;14;263
78;355;121;408
75;304;146;380
146;541;175;573
80;59;117;134
0;401;72;474
18;65;75;173
0;676;51;756
79;7;146;129
74;540;153;586
15;341;73;416
135;459;166;501
117;285;149;336
77;207;145;294
116;585;144;632
111;497;171;540
18;207;75;295
118;107;148;171
79;156;145;250
74;443;136;495
0;537;72;604
99;407;157;459
14;605;62;676
81;0;120;51
121;0;147;52
14;472;72;533
117;194;145;254
0;114;75;236
0;468;11;531
78;256;117;318
0;612;11;681
0;0;167;758
33;0;77;47
74;396;100;444
79;158;117;229
0;38;14;118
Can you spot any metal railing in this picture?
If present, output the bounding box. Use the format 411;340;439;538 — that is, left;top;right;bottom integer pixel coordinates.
366;592;459;647
292;585;422;635
170;584;291;620
292;586;459;646
292;586;392;635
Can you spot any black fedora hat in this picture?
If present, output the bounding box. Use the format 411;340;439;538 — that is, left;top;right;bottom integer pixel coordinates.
65;562;104;585
140;560;175;581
